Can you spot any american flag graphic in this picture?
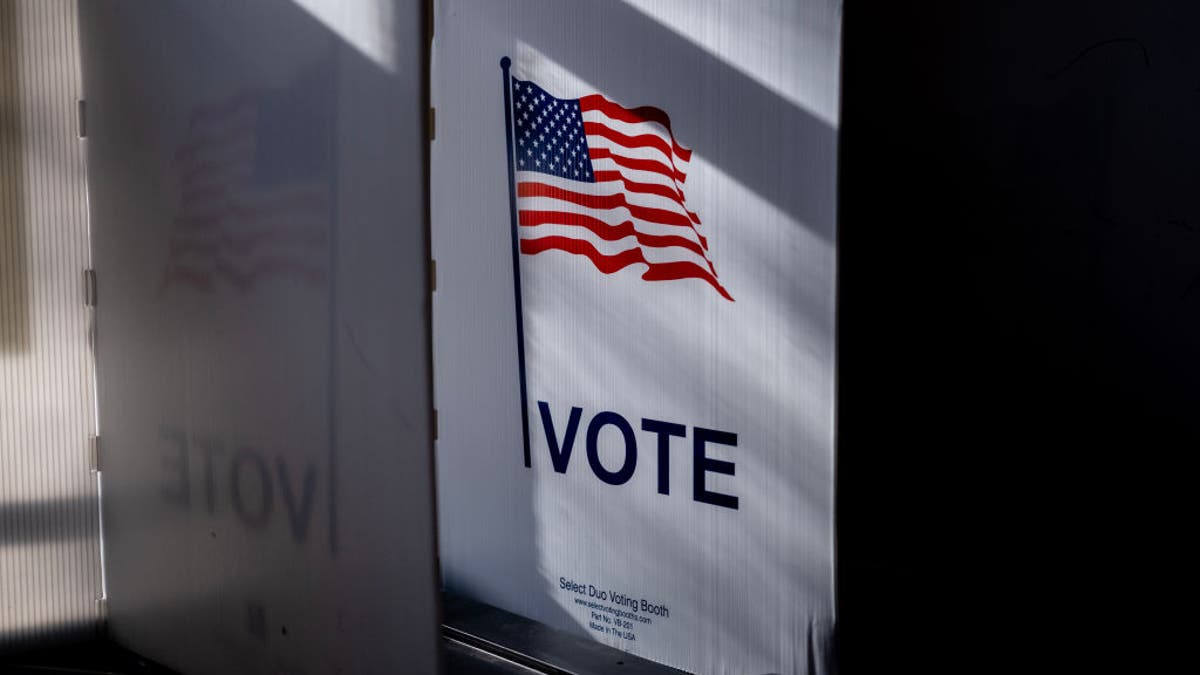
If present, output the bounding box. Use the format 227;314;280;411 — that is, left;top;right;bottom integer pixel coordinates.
163;67;333;293
507;75;733;301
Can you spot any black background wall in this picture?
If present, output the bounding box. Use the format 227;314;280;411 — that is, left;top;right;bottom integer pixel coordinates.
838;1;1195;671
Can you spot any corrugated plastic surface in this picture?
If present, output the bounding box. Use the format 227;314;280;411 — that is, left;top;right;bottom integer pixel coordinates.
0;0;102;650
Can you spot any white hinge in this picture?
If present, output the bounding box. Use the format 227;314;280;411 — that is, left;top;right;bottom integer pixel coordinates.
84;269;97;307
77;99;87;138
88;435;100;472
430;259;437;292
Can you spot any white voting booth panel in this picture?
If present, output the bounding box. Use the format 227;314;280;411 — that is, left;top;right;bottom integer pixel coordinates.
432;1;841;674
0;0;102;648
80;1;438;673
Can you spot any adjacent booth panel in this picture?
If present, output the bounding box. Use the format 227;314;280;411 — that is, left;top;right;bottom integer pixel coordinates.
80;1;439;673
0;0;102;649
431;1;841;673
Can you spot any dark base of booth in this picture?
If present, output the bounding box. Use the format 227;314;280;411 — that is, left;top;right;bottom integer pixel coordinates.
0;596;687;675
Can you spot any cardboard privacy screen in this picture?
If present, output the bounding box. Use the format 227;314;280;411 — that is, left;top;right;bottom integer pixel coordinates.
432;1;841;673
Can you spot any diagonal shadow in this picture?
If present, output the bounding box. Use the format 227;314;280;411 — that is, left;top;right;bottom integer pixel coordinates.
0;496;100;546
479;0;839;242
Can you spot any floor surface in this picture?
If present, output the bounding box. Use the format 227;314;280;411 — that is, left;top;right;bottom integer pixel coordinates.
0;638;534;675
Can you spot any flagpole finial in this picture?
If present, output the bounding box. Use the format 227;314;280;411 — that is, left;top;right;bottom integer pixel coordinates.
500;56;511;70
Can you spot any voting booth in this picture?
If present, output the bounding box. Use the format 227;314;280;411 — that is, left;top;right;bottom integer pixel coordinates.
431;1;842;673
77;1;439;672
4;1;840;673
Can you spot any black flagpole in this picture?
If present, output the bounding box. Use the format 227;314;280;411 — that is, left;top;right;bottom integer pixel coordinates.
501;56;532;468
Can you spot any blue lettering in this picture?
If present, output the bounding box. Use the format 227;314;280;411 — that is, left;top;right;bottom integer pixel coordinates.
586;411;637;486
693;427;738;510
538;401;582;473
534;403;739;509
641;418;685;495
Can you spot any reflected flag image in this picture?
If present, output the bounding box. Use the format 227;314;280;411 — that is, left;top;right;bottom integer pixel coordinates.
162;67;333;293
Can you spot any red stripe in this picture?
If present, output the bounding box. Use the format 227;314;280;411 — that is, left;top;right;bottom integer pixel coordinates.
589;147;686;184
521;236;733;301
518;182;692;228
642;260;732;301
592;171;699;225
578;94;692;162
519;210;711;266
584;121;687;177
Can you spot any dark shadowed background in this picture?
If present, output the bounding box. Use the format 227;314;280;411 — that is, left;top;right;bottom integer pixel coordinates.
838;1;1195;671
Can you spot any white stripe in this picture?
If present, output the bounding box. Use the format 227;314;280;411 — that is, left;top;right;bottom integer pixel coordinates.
520;221;709;265
517;171;697;224
588;156;688;195
516;189;703;240
517;195;707;250
588;152;688;195
521;224;712;268
584;134;686;180
580;108;690;168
